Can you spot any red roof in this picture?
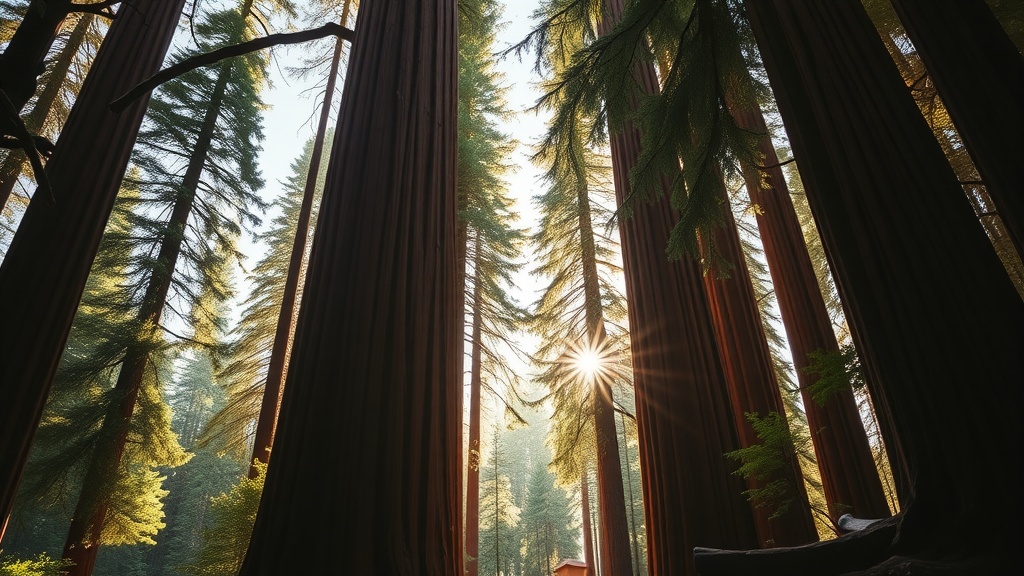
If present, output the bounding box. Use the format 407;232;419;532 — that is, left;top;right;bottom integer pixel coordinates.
554;559;588;569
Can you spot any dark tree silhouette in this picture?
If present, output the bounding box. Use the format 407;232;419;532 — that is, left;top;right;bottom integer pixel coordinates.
0;0;186;543
237;0;462;572
888;0;1024;258
694;1;1024;572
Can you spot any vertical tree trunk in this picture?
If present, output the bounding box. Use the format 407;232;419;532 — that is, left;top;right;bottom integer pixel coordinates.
0;13;94;209
619;411;641;574
248;0;353;478
62;52;234;576
703;178;819;547
581;468;596;576
575;159;634;576
237;0;462;572
888;0;1024;258
731;103;894;523
0;0;187;544
599;3;759;575
465;233;484;576
745;0;1024;567
0;0;71;114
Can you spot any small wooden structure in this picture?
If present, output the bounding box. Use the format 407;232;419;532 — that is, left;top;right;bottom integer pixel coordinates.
553;558;588;576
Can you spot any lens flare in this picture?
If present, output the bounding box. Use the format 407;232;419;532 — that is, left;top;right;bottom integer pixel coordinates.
564;337;617;387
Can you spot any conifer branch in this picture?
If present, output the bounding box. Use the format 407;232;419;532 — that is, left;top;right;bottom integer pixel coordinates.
110;23;356;112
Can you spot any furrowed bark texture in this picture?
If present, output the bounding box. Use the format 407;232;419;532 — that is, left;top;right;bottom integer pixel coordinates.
610;134;760;575
0;0;187;543
742;0;1024;570
732;104;892;524
889;0;1024;258
702;182;819;547
599;1;758;572
602;25;758;576
237;0;462;573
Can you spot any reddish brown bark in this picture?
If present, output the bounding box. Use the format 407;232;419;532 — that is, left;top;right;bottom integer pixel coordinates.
574;157;633;576
236;0;462;573
731;104;893;524
702;183;819;547
602;59;760;576
0;0;187;543
248;0;353;478
598;3;758;574
740;0;1024;570
609;155;760;575
889;0;1024;258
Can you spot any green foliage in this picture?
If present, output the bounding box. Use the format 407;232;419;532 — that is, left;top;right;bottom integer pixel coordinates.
478;424;522;576
516;0;767;266
203;130;331;458
459;0;530;420
803;345;865;407
175;462;267;576
145;353;246;576
0;553;72;576
527;62;629;484
725;412;805;520
520;458;580;576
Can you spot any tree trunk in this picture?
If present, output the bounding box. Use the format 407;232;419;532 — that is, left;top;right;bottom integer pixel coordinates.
599;3;759;575
237;0;462;572
731;103;894;523
619;411;641;574
465;232;484;576
0;13;94;209
61;52;233;576
581;468;596;576
575;154;634;576
888;0;1024;258
703;177;819;547
738;0;1024;570
248;0;353;478
0;0;71;115
0;0;187;544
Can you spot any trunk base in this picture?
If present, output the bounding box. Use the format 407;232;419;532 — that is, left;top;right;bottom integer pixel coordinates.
694;513;1021;575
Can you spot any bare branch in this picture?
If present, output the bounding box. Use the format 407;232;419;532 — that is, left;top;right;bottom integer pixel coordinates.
0;89;53;201
71;0;120;17
110;23;356;112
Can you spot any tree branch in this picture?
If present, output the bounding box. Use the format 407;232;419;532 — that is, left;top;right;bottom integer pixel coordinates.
71;0;120;17
110;22;356;113
0;89;53;201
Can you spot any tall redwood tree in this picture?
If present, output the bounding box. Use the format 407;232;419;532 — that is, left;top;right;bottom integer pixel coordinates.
731;102;893;524
0;0;187;543
598;21;759;576
701;183;819;547
237;0;462;573
711;0;1024;571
